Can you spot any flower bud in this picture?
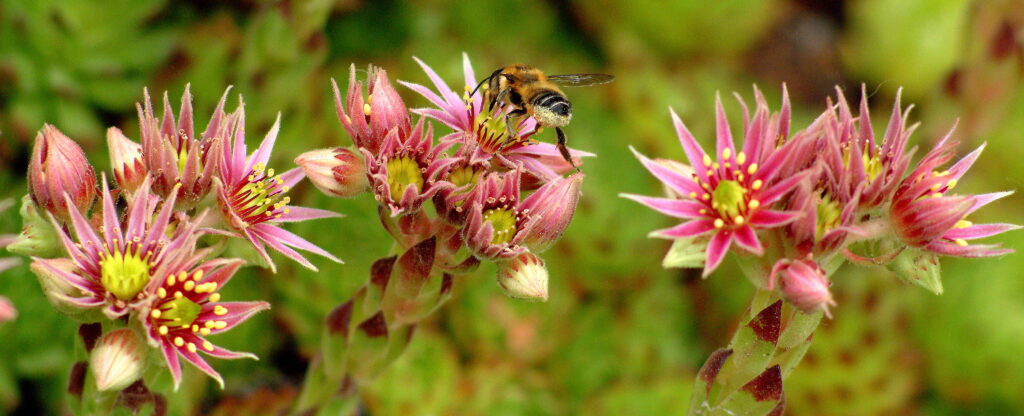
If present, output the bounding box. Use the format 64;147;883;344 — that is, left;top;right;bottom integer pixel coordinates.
0;297;16;324
90;329;147;392
107;127;146;194
28;125;97;221
519;173;584;253
333;64;411;154
497;252;549;302
770;259;834;316
6;196;61;258
294;147;368;198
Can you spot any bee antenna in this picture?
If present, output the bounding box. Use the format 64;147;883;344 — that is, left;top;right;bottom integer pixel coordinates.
469;75;491;98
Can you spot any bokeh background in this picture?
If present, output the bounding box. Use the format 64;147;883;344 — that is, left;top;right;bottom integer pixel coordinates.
1;0;1023;415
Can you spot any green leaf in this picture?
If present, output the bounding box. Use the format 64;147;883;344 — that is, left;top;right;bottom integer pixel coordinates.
888;247;943;295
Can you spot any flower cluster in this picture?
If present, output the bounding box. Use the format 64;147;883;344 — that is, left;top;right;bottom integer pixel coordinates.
626;85;1017;316
296;55;588;300
11;87;339;392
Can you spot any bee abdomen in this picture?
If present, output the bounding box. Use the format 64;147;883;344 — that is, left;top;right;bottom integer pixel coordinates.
532;90;572;116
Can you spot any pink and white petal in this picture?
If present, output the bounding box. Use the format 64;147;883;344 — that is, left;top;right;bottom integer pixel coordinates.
99;179;122;247
178;346;225;389
966;191;1013;215
944;223;1021;240
399;82;450;113
650;219;716;239
32;258;95;293
461;52;478;95
276;206;343;223
202;343;258;360
249;228;319;271
756;171;811;205
203;301;271;334
669;108;711;183
246;114;281;171
703;231;733;277
410;107;462;131
629;147;702;195
161;342;185;390
621;194;705;219
926;241;1013;258
733;225;764;255
714;94;737;159
410;57;462;106
279;168;305;190
749;210;802;227
242;229;276;273
253;224;343;264
62;194;103;248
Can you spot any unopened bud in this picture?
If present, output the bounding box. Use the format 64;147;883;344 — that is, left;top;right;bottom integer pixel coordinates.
770;259;834;316
7;196;61;257
294;147;368;198
90;329;147;392
106;127;146;194
28;125;97;221
520;173;584;253
497;252;549;302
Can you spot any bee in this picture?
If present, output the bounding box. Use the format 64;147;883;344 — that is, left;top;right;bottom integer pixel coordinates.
471;64;614;171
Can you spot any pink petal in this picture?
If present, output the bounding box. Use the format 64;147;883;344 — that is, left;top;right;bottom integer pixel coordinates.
161;342;184;390
279;167;305;190
629;147;702;195
204;301;271;334
944;223;1021;240
733;225;764;255
277;206;343;223
757;171;810;206
749;210;801;227
177;344;224;388
246;113;280;171
714;94;736;160
651;219;716;239
703;231;733;277
621;194;705;219
670;108;710;183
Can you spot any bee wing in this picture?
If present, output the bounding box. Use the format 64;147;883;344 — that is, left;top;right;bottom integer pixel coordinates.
547;73;616;87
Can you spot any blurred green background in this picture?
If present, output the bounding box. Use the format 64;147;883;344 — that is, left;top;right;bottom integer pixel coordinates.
1;0;1023;415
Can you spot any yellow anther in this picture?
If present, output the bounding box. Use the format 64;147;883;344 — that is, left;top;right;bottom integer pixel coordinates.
736;152;747;165
931;192;943;198
200;328;211;336
183;281;195;291
174;337;184;347
209;293;221;303
752;180;763;190
157;288;167;298
947;179;958;189
955;238;968;247
706;170;714;177
702;154;712;167
688;192;697;199
178;271;187;283
214;321;228;329
167;275;176;286
343;114;352;125
205;321;215;329
187;343;197;353
722;148;732;160
702;193;711;201
747;163;758;175
191;324;198;332
699;209;708;214
712;162;720;170
175;291;183;299
748;200;760;210
714;218;725;228
956;220;973;229
734;215;745;225
363;103;372;116
150;310;162;319
214;305;228;316
203;341;214;352
159;326;168;335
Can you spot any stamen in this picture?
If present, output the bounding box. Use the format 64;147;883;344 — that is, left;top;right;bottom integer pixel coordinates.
702;154;712;167
752;180;763;190
174;337;184;347
363;103;371;116
736;152;747;165
722;148;731;160
713;218;725;228
747;163;758;175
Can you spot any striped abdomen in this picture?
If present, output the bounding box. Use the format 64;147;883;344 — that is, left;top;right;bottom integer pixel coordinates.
528;88;573;127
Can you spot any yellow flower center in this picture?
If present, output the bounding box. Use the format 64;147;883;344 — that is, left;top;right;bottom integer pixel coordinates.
234;163;290;220
450;166;482;189
816;195;842;240
710;180;746;219
482;207;518;245
100;247;152;301
386;156;424;198
159;296;202;327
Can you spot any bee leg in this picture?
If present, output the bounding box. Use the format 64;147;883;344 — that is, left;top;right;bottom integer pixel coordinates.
489;88;509;114
556;127;580;172
505;108;527;140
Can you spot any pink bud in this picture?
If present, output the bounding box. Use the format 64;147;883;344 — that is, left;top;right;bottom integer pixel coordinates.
90;329;147;391
333;64;411;154
106;127;147;194
497;252;549;302
28;125;97;221
520;173;584;253
770;259;835;316
294;147;368;198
